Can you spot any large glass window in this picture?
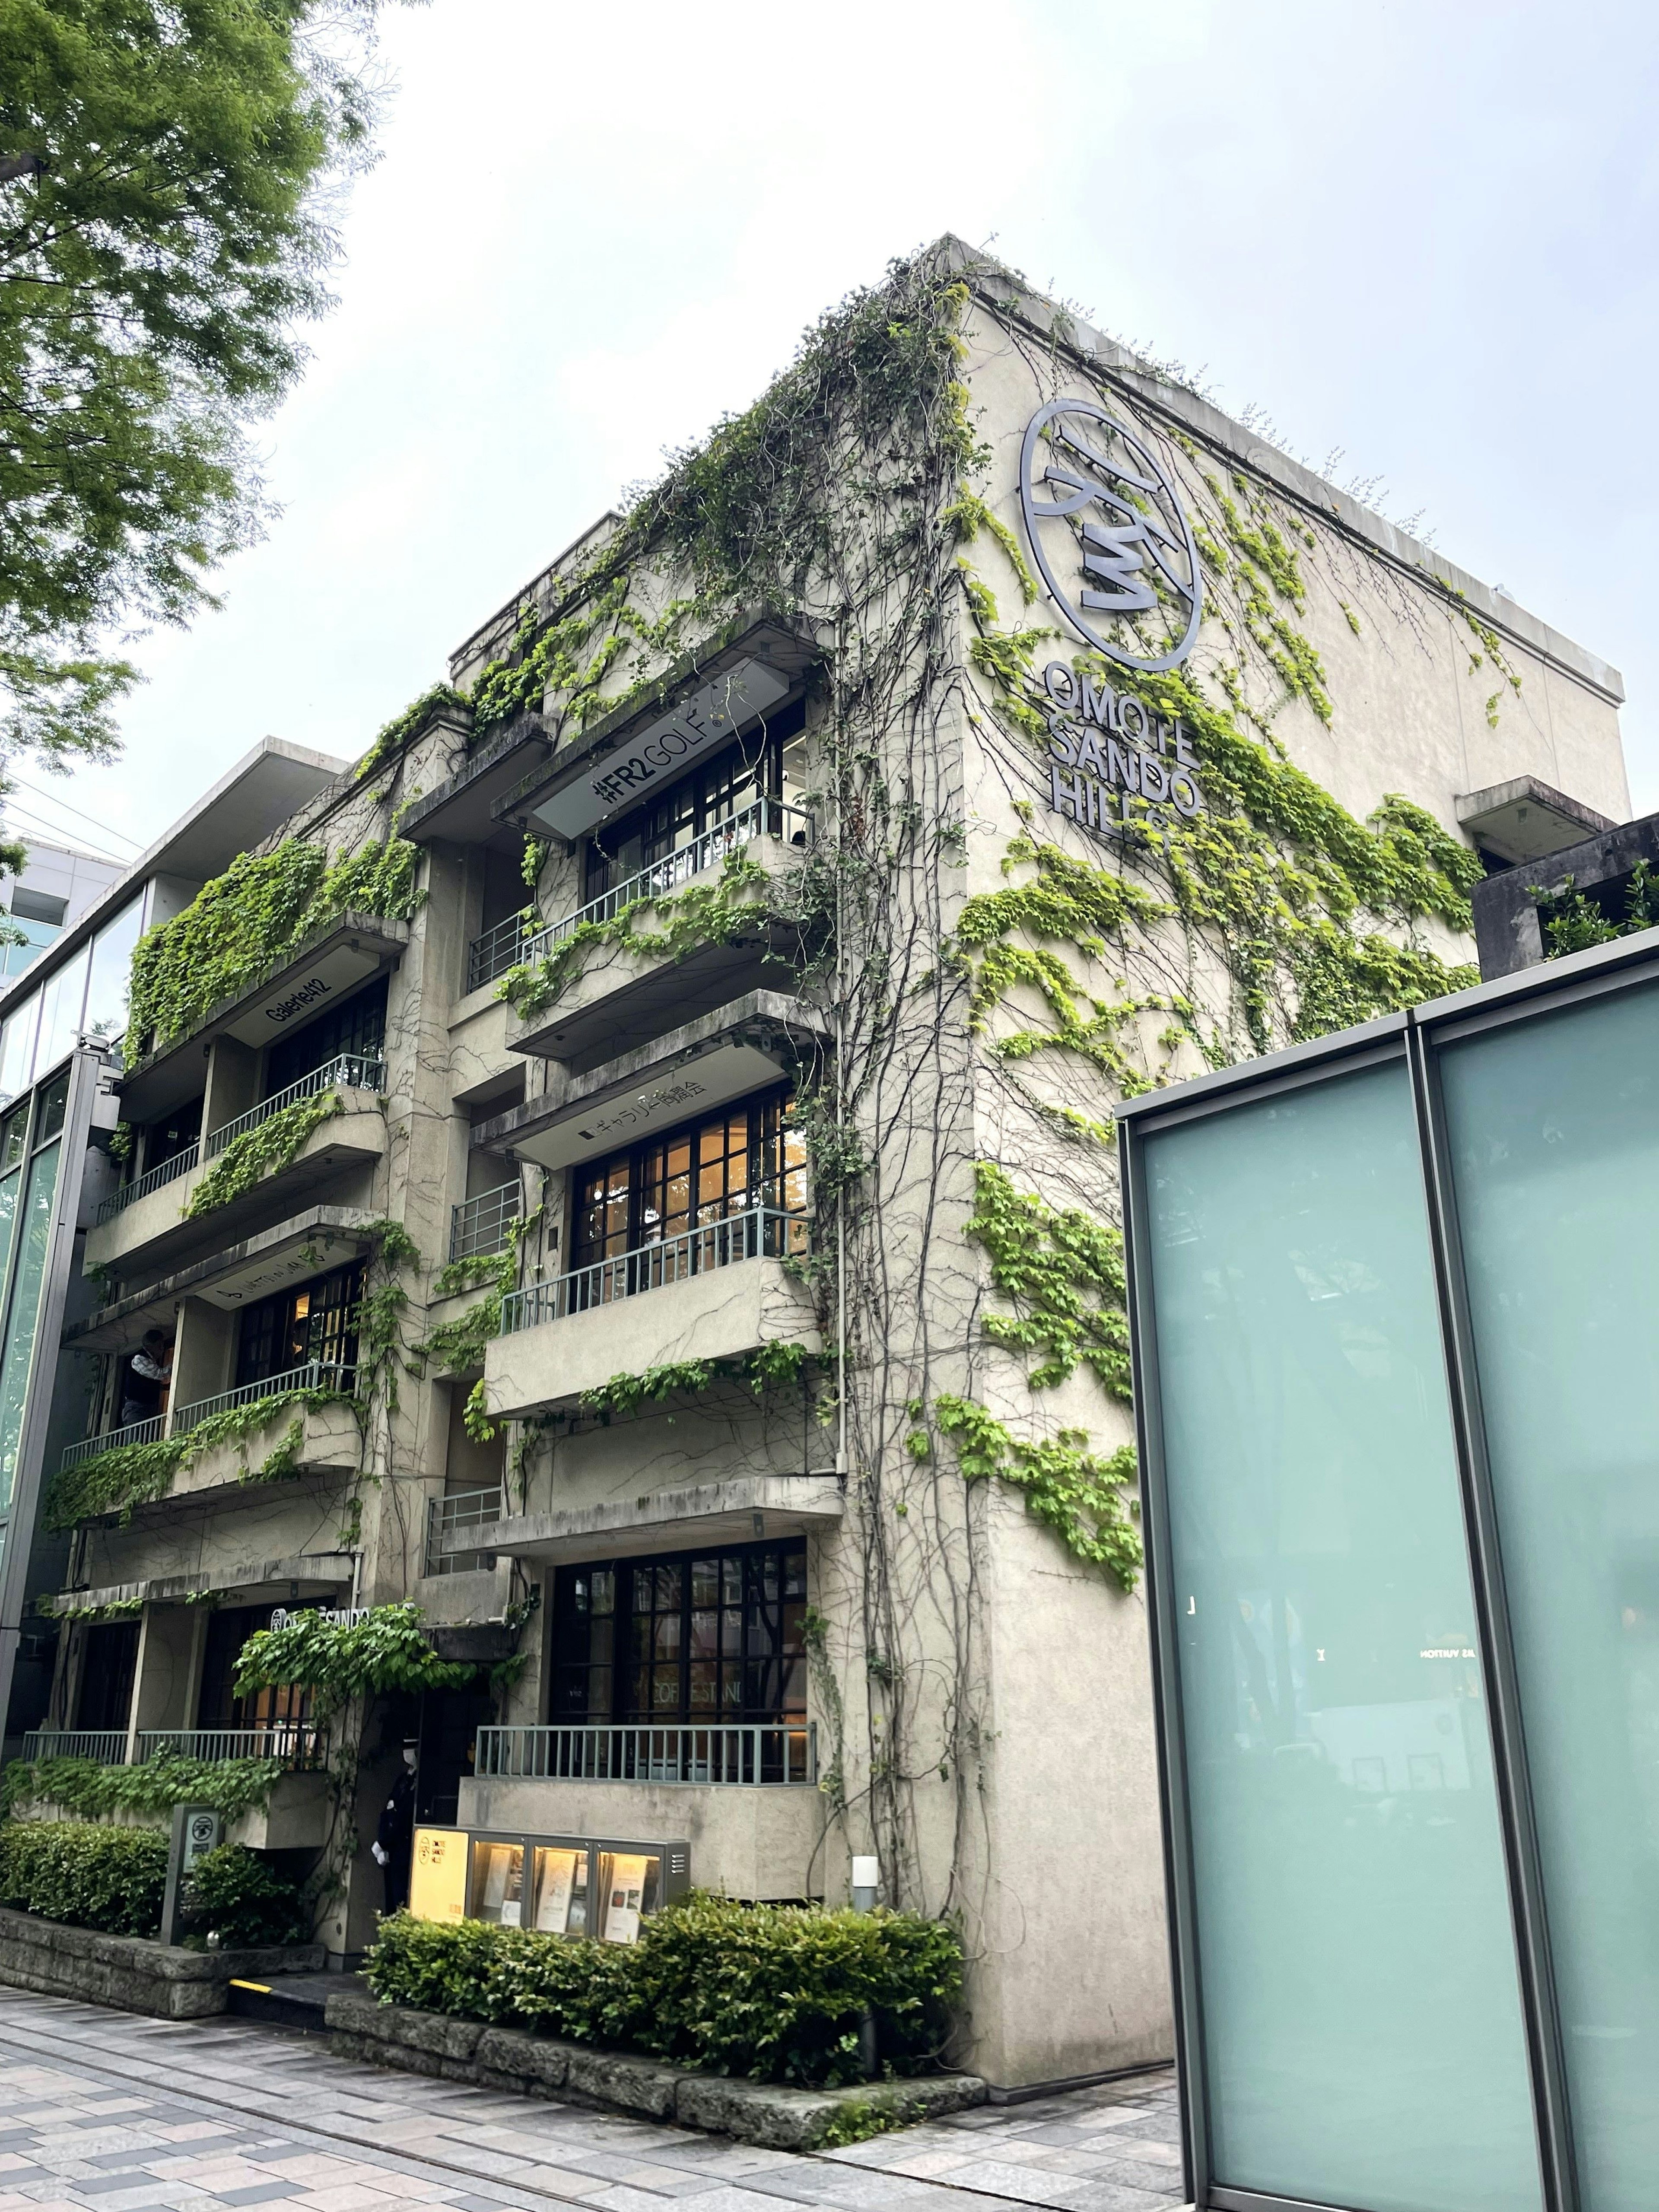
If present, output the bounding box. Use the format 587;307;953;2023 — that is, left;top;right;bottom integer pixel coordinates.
197;1605;309;1731
265;975;387;1099
1440;982;1659;2212
83;896;146;1049
571;1087;807;1269
551;1541;806;1726
34;944;89;1075
0;1075;67;1514
1141;1062;1538;2212
234;1259;364;1388
0;992;40;1104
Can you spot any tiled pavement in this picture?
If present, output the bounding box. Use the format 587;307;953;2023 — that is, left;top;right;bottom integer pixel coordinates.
0;1987;1184;2212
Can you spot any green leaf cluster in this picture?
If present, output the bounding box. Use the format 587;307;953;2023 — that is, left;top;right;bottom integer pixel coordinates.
182;1841;308;1947
932;1394;1141;1590
0;0;392;760
185;1089;343;1217
579;1343;809;1420
124;835;420;1064
355;682;468;780
0;1820;166;1936
1535;862;1659;960
232;1602;474;1714
365;1893;963;2089
0;1752;282;1822
963;1162;1128;1395
43;1381;351;1530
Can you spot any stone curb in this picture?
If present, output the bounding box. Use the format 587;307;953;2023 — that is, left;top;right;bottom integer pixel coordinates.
0;1905;324;2020
324;1993;985;2148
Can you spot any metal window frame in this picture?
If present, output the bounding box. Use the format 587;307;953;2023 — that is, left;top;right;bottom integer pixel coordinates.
1114;950;1659;2212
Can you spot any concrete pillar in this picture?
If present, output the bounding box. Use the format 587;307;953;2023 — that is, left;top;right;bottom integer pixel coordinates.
169;1296;234;1429
126;1603;197;1756
202;1036;259;1143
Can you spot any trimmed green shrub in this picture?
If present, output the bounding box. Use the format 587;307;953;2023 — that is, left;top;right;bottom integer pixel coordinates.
365;1894;963;2086
183;1843;308;1947
0;1821;167;1935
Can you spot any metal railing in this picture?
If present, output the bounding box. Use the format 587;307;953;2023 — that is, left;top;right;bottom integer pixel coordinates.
204;1052;385;1160
96;1143;200;1224
137;1725;322;1767
449;1183;521;1262
168;1360;356;1433
60;1414;165;1471
425;1485;504;1576
467;913;528;993
21;1730;128;1766
524;799;814;964
503;1205;808;1335
474;1723;817;1786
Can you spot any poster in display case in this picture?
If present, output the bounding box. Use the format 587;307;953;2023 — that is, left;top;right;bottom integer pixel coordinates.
407;1830;689;1942
409;1826;468;1922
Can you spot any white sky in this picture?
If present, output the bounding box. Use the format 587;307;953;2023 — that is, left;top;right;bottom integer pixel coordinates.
23;0;1659;867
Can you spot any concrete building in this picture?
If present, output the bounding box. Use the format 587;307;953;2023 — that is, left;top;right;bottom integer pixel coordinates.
0;839;125;985
14;241;1633;2088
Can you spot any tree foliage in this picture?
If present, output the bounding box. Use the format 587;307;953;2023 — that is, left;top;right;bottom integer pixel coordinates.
0;0;402;760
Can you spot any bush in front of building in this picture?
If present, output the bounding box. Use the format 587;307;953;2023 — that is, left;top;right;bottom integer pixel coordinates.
0;1820;168;1935
366;1894;964;2087
181;1843;310;1948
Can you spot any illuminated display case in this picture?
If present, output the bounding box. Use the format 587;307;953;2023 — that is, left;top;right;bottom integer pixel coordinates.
410;1825;689;1943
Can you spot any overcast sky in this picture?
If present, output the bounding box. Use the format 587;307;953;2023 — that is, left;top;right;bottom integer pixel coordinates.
21;0;1659;869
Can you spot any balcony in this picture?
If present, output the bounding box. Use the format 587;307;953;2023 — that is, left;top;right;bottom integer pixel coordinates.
467;913;528;994
60;1363;362;1507
449;1473;844;1571
506;801;815;1071
485;1205;818;1417
425;1485;503;1575
86;1065;388;1282
477;1723;816;1786
22;1725;322;1769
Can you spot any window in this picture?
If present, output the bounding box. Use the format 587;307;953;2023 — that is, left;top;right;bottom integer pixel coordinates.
143;1095;201;1172
571;1086;807;1270
10;889;67;928
76;1621;138;1733
551;1541;807;1726
264;975;387;1099
234;1259;364;1388
198;1605;308;1731
582;698;807;904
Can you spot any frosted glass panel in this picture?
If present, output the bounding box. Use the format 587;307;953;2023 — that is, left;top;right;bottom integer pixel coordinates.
1144;1063;1538;2212
0;1135;59;1511
1441;983;1659;2212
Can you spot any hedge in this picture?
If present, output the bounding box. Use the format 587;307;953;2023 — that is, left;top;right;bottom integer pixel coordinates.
183;1843;308;1947
366;1894;963;2087
0;1821;167;1935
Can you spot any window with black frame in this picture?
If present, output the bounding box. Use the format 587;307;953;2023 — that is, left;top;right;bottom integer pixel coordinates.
570;1085;807;1280
233;1259;364;1389
264;975;387;1099
197;1605;309;1736
550;1541;807;1780
582;699;808;907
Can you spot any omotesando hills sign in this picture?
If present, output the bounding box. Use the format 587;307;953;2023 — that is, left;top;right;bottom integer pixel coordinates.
1038;661;1205;838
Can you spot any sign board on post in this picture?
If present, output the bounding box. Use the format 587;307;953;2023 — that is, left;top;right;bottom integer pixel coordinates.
159;1805;222;1947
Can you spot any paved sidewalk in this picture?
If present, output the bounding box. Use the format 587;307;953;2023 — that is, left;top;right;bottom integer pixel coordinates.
0;1986;1184;2212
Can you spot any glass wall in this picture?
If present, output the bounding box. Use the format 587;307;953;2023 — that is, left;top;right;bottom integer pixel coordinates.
1122;952;1659;2212
1142;1064;1538;2212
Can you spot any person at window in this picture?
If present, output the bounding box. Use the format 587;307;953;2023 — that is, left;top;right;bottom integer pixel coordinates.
121;1330;172;1428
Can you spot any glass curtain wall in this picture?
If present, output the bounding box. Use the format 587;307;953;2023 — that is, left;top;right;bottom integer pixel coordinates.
1123;954;1659;2212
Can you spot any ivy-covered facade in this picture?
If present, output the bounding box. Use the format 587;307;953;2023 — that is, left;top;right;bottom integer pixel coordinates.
4;240;1630;2087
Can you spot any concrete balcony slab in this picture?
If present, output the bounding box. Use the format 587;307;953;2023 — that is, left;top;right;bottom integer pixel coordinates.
119;912;408;1122
86;1089;387;1284
54;1549;352;1613
451;1472;843;1567
229;1770;333;1852
484;1252;820;1418
167;1396;361;1505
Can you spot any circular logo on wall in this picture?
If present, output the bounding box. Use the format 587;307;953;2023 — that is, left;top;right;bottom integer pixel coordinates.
1019;398;1202;673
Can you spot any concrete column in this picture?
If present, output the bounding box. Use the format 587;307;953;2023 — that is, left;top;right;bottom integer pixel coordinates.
202;1036;259;1143
126;1602;196;1756
168;1296;234;1430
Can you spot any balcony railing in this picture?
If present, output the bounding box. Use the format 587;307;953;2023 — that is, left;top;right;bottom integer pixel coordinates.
20;1727;322;1769
60;1414;165;1471
203;1052;385;1160
503;1205;809;1334
58;1363;356;1475
425;1484;503;1576
450;1183;521;1262
137;1725;322;1767
168;1360;356;1433
96;1143;200;1224
467;912;529;993
475;1722;817;1786
20;1730;128;1766
522;798;814;966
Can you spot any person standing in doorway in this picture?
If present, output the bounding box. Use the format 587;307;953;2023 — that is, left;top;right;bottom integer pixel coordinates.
121;1330;172;1428
371;1741;418;1915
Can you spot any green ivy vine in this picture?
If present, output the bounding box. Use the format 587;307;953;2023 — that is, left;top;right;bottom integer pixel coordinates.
184;1090;345;1217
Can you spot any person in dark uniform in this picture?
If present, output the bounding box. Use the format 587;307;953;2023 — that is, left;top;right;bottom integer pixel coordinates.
371;1741;418;1914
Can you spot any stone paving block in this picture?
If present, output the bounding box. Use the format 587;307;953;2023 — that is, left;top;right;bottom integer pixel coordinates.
212;2188;309;2205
